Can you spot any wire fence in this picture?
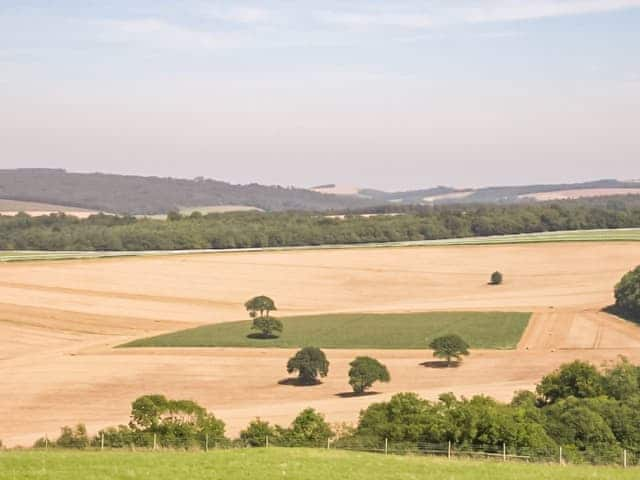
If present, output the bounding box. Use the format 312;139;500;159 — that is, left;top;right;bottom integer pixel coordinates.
26;433;640;469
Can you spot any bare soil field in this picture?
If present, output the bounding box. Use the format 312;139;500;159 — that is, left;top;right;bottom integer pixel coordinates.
1;242;640;446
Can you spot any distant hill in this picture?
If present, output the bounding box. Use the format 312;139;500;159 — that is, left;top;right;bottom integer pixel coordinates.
0;169;376;214
359;179;640;205
1;169;639;215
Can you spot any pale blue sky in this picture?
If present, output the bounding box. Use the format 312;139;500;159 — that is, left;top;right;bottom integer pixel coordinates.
1;1;639;190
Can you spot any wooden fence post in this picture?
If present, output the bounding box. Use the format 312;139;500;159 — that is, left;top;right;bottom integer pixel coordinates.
623;449;627;468
384;438;388;455
448;441;451;460
153;433;157;451
101;432;104;451
559;446;563;464
266;436;269;448
503;443;506;461
205;434;209;452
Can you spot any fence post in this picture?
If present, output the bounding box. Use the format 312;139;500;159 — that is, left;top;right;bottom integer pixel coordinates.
503;443;506;462
205;434;209;452
623;449;627;468
327;438;330;450
45;435;48;450
384;438;388;455
559;446;563;465
266;436;269;448
153;433;157;451
448;441;451;460
101;432;104;451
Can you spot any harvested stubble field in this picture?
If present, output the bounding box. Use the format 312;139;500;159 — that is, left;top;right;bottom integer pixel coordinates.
1;241;640;447
0;448;635;480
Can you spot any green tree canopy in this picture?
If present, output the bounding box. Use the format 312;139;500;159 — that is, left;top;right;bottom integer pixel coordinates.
251;316;283;338
490;271;503;285
536;360;604;404
348;356;391;394
286;347;329;385
428;334;470;366
614;266;640;320
240;418;276;447
278;408;333;446
245;295;277;318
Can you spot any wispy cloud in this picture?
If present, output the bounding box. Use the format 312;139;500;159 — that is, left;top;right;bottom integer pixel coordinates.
205;6;272;24
316;0;640;30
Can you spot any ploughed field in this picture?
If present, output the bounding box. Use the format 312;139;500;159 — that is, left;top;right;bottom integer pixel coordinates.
1;242;640;447
1;448;637;480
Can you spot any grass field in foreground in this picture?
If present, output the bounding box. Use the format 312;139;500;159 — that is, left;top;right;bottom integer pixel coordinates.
0;448;634;480
122;312;530;349
1;228;639;262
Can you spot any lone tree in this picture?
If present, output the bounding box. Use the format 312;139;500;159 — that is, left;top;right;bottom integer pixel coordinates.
614;266;640;320
245;295;277;318
287;347;329;385
348;356;391;394
252;316;283;338
428;334;470;367
490;271;503;285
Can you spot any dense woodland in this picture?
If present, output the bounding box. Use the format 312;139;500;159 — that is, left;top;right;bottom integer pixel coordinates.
1;200;640;251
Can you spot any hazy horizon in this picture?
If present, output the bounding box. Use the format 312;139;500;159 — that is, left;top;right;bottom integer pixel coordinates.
1;1;639;191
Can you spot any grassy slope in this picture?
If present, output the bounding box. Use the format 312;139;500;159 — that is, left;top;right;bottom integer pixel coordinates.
0;448;634;480
122;312;531;349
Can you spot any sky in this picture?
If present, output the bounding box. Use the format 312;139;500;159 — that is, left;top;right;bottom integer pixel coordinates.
1;1;639;191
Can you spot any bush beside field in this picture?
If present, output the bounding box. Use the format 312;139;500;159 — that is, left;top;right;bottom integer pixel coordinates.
0;448;636;480
122;312;531;349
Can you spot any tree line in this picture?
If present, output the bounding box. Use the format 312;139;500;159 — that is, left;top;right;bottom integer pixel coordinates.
23;358;640;464
2;200;640;251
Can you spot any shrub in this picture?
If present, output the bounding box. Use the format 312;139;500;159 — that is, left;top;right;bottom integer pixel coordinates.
251;316;283;338
490;271;503;285
240;418;277;447
286;347;329;384
428;334;470;366
56;424;90;449
348;356;390;394
277;408;333;446
614;266;640;320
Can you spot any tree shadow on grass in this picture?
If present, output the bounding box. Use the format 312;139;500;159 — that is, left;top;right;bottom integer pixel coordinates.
278;378;322;387
335;391;381;399
420;360;460;369
602;305;640;324
246;333;280;340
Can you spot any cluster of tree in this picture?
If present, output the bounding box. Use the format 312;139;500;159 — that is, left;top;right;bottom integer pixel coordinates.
35;394;226;450
345;358;640;463
33;359;640;463
2;200;640;251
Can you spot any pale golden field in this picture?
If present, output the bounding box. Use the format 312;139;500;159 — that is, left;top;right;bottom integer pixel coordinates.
1;242;640;447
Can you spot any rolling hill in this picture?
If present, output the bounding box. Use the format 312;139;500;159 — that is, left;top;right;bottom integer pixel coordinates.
2;169;640;215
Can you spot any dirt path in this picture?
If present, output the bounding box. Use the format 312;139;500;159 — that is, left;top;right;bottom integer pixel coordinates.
1;242;640;446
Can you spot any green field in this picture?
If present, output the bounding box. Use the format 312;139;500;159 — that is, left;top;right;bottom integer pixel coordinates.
1;228;639;263
122;311;530;349
0;448;634;480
